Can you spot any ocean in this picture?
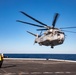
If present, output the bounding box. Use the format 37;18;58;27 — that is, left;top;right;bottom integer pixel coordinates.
4;54;76;61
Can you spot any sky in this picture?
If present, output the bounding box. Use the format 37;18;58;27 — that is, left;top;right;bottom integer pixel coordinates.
0;0;76;54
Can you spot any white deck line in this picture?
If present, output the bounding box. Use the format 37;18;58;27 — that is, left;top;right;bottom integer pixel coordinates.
49;59;76;63
3;58;76;63
4;58;46;60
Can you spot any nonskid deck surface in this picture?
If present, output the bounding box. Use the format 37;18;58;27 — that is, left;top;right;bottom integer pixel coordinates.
0;58;76;75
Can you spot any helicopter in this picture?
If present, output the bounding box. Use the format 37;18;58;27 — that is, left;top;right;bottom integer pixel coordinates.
17;11;76;48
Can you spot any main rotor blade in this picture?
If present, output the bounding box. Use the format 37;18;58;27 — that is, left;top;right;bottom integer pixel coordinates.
62;30;76;33
37;29;48;31
52;13;59;28
27;31;37;36
17;20;44;28
60;26;76;29
20;11;48;26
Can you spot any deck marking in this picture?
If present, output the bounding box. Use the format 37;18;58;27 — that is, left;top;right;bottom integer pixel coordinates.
31;72;42;74
0;72;76;75
55;72;64;74
2;73;16;75
1;69;7;73
43;72;53;74
19;72;29;74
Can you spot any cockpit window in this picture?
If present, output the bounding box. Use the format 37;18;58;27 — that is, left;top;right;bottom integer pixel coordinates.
57;31;64;34
46;32;52;35
57;33;60;36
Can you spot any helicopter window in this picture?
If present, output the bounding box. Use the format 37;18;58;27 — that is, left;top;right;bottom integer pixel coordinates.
57;33;60;36
55;31;60;34
57;31;60;33
57;31;64;34
46;32;52;35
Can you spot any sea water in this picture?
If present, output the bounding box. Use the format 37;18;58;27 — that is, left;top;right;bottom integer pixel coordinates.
4;54;76;61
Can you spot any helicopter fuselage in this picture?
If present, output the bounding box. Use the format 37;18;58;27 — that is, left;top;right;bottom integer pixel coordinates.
35;29;65;48
17;11;76;48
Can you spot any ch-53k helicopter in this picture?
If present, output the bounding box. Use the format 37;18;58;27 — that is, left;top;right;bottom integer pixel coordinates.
17;11;76;48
